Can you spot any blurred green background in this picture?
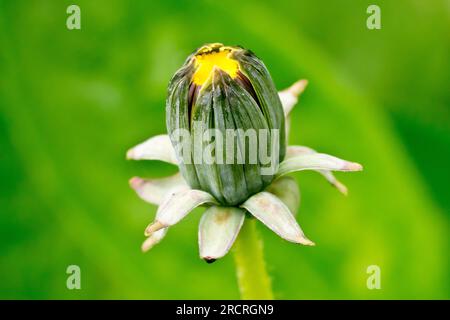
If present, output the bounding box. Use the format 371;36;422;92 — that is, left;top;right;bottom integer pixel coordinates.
0;0;449;299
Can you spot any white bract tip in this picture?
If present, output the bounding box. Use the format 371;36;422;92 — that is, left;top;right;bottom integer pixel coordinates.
129;174;187;205
241;191;314;245
285;146;359;195
279;79;308;116
198;206;245;260
144;221;165;236
127;134;178;164
145;189;218;236
141;228;168;252
277;153;363;178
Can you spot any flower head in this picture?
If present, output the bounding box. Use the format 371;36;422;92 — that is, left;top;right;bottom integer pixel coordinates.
166;43;285;205
127;43;362;262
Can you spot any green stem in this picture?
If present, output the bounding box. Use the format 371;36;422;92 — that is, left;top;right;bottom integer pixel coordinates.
233;218;274;299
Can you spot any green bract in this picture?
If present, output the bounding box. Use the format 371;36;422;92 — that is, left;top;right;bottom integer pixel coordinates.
166;43;286;206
